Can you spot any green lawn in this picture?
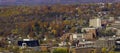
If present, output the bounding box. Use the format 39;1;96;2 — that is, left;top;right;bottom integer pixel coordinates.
115;52;120;53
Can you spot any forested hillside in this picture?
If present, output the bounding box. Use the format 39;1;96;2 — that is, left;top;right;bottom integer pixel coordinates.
0;3;120;37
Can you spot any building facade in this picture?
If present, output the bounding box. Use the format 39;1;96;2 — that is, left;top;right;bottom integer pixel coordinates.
81;28;97;40
89;18;101;28
94;37;115;48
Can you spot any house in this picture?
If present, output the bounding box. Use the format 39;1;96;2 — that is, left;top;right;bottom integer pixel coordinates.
18;39;40;48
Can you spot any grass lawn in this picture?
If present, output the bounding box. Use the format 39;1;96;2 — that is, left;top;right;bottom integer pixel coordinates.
115;51;120;53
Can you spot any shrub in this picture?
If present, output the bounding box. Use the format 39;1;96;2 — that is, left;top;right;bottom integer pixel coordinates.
53;48;68;53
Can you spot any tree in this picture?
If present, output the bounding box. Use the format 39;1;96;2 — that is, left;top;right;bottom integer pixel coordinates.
97;28;116;37
79;18;84;26
53;48;68;53
33;22;40;34
108;51;115;53
102;47;107;53
51;29;57;36
11;28;18;34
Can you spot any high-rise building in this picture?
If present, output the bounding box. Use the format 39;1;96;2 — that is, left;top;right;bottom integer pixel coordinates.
89;18;101;28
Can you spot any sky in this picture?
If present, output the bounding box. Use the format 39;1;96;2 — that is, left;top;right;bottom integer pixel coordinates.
0;0;119;5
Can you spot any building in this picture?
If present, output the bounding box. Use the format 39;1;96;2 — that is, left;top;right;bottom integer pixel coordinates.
89;18;101;28
109;17;115;22
116;29;120;36
61;33;84;42
81;28;97;40
101;19;108;27
78;41;95;48
95;37;115;48
69;33;84;41
115;39;120;51
18;39;40;48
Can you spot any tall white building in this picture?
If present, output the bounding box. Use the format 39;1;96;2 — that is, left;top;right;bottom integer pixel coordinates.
89;18;101;28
